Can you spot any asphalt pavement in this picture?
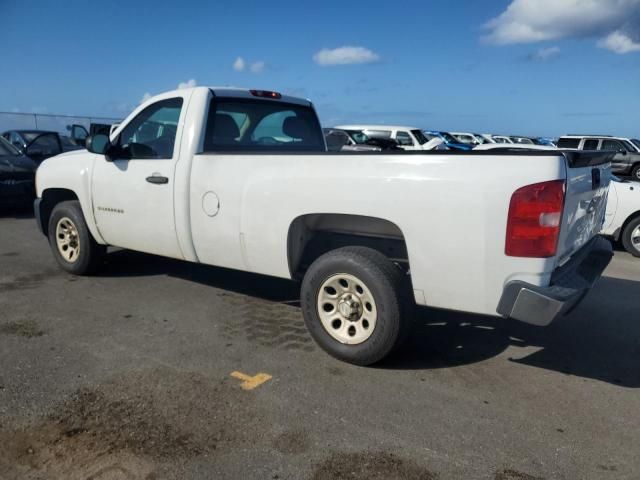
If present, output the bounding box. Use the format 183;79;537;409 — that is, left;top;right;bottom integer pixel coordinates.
0;211;639;480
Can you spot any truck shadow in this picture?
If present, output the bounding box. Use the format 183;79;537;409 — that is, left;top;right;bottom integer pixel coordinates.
385;275;640;388
101;250;640;388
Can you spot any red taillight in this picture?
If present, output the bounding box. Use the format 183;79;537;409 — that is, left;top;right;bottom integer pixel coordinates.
505;180;565;258
250;90;282;99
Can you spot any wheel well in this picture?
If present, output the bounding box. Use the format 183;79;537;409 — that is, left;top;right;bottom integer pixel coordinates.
287;214;409;279
619;210;640;240
38;189;79;235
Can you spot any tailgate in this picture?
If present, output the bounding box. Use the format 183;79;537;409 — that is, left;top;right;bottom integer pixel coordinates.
556;152;613;265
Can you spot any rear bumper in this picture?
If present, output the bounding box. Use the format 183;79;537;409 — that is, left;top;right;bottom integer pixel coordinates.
497;236;612;326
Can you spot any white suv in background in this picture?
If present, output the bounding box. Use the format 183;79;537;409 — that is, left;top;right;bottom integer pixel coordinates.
335;125;443;150
557;135;640;180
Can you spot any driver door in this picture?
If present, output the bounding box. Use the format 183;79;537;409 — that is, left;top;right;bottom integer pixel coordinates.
91;97;184;259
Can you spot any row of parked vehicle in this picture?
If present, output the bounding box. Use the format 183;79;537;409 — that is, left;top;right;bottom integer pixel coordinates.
323;125;557;152
323;126;640;180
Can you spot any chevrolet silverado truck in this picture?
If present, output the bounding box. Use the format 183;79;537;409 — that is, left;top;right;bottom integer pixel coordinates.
34;87;614;365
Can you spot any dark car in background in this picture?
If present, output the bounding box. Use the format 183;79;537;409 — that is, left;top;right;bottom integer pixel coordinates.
0;136;37;207
1;130;64;164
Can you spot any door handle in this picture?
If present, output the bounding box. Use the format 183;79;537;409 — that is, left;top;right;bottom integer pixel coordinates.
146;175;169;185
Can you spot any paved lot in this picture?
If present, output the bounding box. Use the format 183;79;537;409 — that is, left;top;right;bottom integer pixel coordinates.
0;212;639;480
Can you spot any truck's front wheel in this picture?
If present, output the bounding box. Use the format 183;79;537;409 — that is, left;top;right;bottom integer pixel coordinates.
48;201;106;275
301;246;411;365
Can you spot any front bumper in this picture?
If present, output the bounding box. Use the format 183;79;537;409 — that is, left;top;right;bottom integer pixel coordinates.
497;236;612;326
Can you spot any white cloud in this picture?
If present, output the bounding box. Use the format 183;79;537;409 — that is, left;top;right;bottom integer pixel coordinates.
529;46;561;61
140;92;152;104
483;0;640;54
313;46;380;66
233;57;246;72
598;30;640;53
234;57;266;73
177;78;197;89
249;61;265;73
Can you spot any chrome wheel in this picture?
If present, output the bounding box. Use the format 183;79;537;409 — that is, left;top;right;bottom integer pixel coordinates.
632;225;640;251
55;217;81;263
317;273;377;345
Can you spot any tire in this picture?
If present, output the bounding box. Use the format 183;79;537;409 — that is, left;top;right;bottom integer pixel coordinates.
301;246;412;366
621;216;640;258
47;200;106;275
631;165;640;182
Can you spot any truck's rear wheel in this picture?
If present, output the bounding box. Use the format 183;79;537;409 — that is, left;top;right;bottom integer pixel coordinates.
301;246;411;365
48;201;106;275
621;217;640;258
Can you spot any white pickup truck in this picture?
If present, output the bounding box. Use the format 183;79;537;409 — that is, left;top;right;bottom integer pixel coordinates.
34;87;614;365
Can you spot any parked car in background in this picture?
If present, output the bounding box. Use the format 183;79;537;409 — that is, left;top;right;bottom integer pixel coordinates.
491;135;514;144
474;143;557;151
450;132;483;145
602;177;640;257
509;136;557;147
557;135;640;180
424;131;474;151
60;135;85;152
1;130;64;164
34;86;613;365
509;136;535;145
477;134;497;144
335;125;442;150
0;136;37;206
323;128;385;152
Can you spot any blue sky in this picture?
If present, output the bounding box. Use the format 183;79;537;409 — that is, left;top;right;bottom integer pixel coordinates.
1;0;639;137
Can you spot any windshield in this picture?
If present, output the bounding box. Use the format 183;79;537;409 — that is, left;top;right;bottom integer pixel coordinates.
631;139;640;151
621;139;636;152
411;129;429;145
439;132;457;143
0;136;21;156
344;130;371;144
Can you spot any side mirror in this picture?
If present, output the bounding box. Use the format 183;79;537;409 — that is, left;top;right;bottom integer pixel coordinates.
619;149;627;155
86;134;111;157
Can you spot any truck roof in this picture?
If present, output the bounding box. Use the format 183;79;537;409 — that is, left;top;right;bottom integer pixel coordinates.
150;86;313;107
335;125;421;131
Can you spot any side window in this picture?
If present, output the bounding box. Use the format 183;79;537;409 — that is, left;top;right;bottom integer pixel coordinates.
118;98;183;159
395;131;414;146
583;139;599;150
556;138;580;149
601;139;623;152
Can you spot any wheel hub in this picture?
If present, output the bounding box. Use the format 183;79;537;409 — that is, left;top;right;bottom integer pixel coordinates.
316;273;378;345
338;294;362;321
55;217;81;263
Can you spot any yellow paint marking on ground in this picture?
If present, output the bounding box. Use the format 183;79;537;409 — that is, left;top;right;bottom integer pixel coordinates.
230;371;272;390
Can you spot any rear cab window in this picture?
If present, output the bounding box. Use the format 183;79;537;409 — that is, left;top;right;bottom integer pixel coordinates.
203;97;325;152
